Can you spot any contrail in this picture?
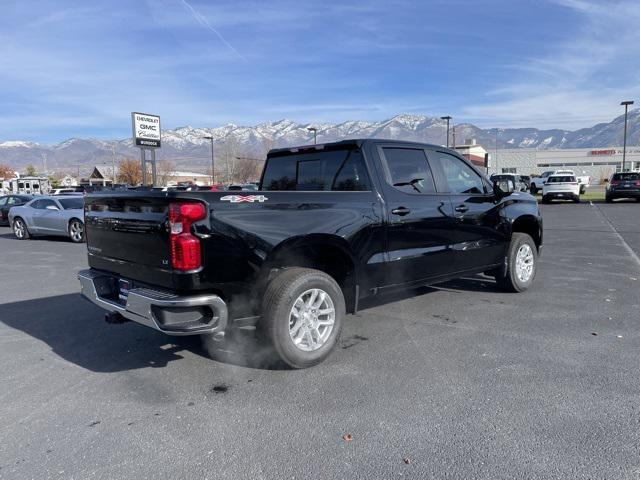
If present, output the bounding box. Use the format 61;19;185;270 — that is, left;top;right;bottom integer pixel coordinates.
180;0;247;62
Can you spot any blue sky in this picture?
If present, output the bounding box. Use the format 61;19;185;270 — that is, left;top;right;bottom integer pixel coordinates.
1;0;639;142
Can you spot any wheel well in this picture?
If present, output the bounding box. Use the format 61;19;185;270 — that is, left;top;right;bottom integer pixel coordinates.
68;217;83;227
265;242;358;313
512;215;541;250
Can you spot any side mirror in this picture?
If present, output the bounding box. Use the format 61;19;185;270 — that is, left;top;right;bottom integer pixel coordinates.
493;179;515;197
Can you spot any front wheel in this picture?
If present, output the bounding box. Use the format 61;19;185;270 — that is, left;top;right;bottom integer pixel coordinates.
13;218;30;240
494;232;537;293
259;267;345;369
68;219;85;243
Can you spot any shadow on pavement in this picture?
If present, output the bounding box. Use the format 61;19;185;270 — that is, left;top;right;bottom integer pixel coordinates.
0;276;496;373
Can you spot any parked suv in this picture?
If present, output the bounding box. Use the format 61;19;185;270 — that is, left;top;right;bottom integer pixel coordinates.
606;172;640;202
541;174;580;203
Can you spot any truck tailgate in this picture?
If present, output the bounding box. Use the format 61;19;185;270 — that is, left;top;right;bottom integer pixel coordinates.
84;194;174;287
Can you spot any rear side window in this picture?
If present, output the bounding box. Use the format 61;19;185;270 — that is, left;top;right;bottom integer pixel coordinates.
0;197;6;206
262;149;371;191
432;151;484;194
381;148;436;194
548;176;575;183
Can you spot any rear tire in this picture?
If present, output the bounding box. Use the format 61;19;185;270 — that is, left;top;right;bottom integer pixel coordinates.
574;196;580;203
13;218;30;240
494;232;537;293
68;219;85;243
605;195;613;203
259;267;345;369
541;195;550;204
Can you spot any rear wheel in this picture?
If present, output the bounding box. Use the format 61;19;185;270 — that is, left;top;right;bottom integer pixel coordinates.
68;219;85;243
574;196;580;203
13;218;30;240
494;232;537;293
605;195;613;203
541;195;550;204
259;267;345;369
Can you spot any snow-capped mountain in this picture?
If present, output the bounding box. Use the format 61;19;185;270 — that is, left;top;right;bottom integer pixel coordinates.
1;111;638;174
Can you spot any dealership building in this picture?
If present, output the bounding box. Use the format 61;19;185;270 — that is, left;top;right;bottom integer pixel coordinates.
456;141;640;183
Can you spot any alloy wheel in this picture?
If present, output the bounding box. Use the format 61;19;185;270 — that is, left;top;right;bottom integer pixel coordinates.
288;288;336;352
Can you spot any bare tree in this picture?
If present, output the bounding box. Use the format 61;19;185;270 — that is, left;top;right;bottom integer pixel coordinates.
234;157;263;183
0;163;14;179
158;159;175;186
117;158;142;185
217;136;241;184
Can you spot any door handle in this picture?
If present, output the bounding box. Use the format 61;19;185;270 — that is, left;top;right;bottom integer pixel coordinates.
391;207;411;216
454;204;469;213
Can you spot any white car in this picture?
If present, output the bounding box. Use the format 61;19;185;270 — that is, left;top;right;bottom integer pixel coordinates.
530;170;590;194
541;174;581;203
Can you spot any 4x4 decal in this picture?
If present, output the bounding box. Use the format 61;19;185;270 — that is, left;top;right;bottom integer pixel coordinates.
220;195;268;203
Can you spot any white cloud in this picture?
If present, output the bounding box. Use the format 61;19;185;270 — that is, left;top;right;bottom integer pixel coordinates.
463;0;640;128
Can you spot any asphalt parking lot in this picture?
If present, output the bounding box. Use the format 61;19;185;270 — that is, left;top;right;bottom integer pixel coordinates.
1;202;639;479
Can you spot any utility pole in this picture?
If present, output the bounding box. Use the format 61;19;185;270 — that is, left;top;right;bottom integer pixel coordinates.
307;127;317;145
41;153;48;176
452;124;456;149
203;134;215;184
111;143;117;185
495;129;499;174
440;116;452;147
621;100;634;172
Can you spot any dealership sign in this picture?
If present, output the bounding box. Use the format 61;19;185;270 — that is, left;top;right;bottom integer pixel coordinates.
131;112;161;148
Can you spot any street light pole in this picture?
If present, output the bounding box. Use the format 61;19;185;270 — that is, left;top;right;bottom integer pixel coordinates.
203;135;215;184
440;116;452;148
307;127;317;145
621;100;634;172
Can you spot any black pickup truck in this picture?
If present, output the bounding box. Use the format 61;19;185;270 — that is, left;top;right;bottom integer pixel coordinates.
79;139;542;368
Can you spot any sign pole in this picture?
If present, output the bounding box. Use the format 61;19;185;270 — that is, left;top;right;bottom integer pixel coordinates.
151;149;157;187
140;148;147;186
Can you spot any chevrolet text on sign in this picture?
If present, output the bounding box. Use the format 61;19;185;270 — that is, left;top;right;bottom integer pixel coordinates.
132;112;161;148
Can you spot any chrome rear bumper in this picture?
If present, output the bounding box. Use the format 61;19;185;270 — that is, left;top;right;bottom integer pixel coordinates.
78;269;227;337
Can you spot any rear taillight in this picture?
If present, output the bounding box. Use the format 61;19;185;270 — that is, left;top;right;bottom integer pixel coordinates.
169;202;206;271
610;180;620;186
635;180;640;187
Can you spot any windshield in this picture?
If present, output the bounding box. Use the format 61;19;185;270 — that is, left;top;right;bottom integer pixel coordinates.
58;197;84;210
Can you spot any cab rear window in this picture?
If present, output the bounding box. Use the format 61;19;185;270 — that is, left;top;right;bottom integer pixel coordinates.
261;149;371;191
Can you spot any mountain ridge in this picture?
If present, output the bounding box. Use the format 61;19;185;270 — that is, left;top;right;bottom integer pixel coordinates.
1;111;638;175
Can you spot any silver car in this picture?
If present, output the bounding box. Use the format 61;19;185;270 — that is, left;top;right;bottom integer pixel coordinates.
9;195;85;243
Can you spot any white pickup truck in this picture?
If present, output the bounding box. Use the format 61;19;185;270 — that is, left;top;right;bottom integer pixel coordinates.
530;170;590;194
